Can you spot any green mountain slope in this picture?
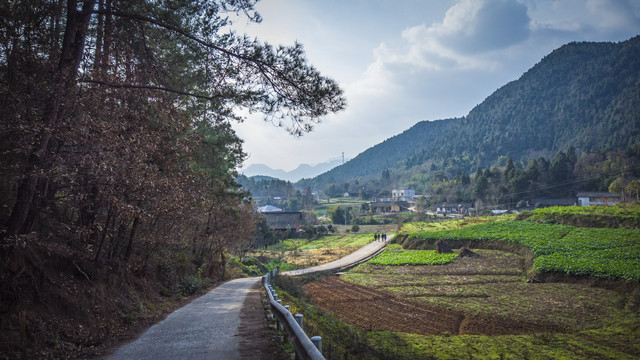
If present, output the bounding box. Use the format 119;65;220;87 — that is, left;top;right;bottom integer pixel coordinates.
436;37;640;164
302;36;640;189
302;118;458;187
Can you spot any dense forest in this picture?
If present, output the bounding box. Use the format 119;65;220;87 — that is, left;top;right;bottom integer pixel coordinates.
300;36;640;203
0;1;344;357
416;145;640;211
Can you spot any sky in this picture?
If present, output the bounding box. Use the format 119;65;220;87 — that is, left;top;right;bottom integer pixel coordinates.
231;0;640;173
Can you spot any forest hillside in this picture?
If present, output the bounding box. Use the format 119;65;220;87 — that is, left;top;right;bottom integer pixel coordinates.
303;36;640;191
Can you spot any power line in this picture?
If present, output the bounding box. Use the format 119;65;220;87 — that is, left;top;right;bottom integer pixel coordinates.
497;162;640;199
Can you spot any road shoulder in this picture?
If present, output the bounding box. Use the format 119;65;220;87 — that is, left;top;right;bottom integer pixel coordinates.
237;283;287;360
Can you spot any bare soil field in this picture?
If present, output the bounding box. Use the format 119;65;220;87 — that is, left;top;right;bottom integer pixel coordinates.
306;276;560;336
303;248;639;358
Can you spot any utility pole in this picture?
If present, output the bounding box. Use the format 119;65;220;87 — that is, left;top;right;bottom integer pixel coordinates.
342;152;344;164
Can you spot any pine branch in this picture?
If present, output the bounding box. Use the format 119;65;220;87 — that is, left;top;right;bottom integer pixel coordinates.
80;79;222;101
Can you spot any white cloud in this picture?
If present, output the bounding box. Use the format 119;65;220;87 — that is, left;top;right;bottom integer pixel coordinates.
527;0;640;37
233;0;640;173
347;58;399;97
358;0;532;79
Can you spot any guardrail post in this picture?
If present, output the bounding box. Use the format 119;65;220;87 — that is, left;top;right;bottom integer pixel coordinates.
310;336;322;353
284;305;290;312
295;314;303;328
275;300;283;330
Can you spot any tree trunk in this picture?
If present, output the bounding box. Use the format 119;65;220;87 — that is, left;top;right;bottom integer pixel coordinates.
4;0;95;236
124;217;140;263
220;250;226;280
94;208;113;263
94;0;104;72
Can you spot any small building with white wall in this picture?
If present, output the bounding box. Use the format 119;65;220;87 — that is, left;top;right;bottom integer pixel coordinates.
576;192;621;206
392;187;415;201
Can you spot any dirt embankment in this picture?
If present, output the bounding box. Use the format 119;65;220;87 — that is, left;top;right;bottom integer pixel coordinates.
305;277;560;336
237;284;286;360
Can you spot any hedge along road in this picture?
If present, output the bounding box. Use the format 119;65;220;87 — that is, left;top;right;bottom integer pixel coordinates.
105;236;389;360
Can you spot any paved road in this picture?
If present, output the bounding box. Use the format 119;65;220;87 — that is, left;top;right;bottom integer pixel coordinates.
106;277;260;360
106;237;389;359
283;236;390;276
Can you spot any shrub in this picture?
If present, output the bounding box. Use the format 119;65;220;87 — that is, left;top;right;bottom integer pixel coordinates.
180;276;206;295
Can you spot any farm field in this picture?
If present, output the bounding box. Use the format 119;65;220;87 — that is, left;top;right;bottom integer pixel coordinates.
406;221;640;281
298;207;640;359
305;247;639;359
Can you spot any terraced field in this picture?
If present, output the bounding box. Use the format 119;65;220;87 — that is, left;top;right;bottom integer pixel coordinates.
303;247;640;359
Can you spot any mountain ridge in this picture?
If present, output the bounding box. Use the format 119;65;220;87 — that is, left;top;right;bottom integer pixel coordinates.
240;157;346;182
298;36;640;191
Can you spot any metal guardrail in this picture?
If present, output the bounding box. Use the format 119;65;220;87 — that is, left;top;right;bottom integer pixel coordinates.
262;270;325;360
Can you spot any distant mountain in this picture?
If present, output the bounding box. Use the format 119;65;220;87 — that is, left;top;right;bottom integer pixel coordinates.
301;36;640;189
240;157;345;182
300;118;457;187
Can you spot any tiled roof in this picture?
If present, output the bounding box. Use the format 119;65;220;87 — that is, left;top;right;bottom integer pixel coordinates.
576;192;620;198
264;212;302;230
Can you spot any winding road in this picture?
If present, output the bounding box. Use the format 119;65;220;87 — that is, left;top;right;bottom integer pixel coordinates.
283;238;388;276
105;238;388;360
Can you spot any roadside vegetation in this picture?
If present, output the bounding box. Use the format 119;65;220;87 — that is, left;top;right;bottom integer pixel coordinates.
247;233;377;270
273;274;388;360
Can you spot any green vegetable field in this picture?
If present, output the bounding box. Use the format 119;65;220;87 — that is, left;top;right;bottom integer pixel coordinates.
410;221;640;281
369;244;458;265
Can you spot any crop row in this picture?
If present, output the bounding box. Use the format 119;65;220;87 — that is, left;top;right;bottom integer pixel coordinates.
411;221;640;281
523;204;640;218
413;221;574;255
369;247;458;266
535;253;640;281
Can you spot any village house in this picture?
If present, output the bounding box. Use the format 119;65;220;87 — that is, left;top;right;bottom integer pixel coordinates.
262;212;303;232
257;205;283;213
529;198;576;208
369;200;410;213
392;187;416;201
576;192;621;206
436;202;473;215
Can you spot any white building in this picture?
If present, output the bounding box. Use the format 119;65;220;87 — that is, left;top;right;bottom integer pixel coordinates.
392;187;415;200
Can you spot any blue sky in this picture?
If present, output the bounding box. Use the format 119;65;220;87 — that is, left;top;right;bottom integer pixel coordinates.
232;0;640;172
